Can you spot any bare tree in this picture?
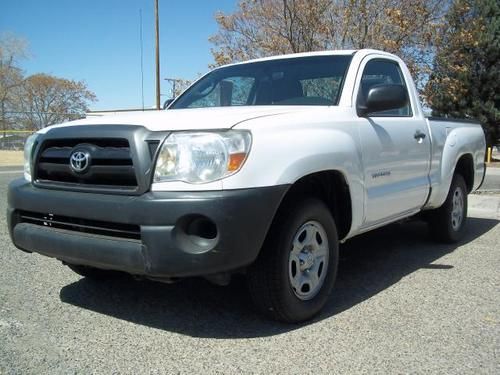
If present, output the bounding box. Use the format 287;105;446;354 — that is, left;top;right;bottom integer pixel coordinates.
19;74;96;130
210;0;446;89
0;33;28;136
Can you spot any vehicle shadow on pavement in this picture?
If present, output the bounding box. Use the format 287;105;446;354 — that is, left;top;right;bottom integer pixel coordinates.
59;217;498;338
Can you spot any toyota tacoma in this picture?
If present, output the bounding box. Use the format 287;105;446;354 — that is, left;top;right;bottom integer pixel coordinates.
7;49;486;322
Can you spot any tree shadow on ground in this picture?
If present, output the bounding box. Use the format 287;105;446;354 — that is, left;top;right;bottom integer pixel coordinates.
60;217;498;338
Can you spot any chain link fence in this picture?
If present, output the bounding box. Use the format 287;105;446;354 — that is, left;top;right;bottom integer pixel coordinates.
1;130;35;150
1;110;86;151
0;131;32;167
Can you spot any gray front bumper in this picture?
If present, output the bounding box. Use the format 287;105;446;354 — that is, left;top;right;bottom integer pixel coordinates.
8;179;288;277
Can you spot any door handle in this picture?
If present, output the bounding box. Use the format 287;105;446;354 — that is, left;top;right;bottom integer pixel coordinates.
414;130;426;140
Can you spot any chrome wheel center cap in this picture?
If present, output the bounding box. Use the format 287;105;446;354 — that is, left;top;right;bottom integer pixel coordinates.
289;220;329;301
299;251;315;271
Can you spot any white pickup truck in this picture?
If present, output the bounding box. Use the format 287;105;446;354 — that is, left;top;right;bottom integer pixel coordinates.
8;49;486;322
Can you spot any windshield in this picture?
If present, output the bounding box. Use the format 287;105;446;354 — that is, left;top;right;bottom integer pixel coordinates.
170;55;353;109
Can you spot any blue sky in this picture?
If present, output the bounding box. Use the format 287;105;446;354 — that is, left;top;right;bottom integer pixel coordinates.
1;0;237;110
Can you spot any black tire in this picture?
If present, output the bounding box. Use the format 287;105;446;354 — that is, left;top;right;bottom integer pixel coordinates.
246;198;339;323
66;264;120;280
428;173;468;243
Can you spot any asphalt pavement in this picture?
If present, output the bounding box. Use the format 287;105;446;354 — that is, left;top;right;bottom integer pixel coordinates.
0;170;499;374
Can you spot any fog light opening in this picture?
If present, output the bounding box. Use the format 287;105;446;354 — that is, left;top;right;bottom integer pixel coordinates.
186;217;218;240
173;215;219;254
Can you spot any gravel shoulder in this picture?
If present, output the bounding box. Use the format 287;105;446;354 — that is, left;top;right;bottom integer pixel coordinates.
1;173;499;374
0;151;23;167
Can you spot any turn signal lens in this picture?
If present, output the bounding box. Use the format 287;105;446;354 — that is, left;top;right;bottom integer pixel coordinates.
228;152;247;172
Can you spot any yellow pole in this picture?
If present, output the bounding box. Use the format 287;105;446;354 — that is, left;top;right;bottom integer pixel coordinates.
486;147;492;163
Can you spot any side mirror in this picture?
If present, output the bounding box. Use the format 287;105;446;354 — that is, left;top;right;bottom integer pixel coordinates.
357;84;408;116
163;98;174;110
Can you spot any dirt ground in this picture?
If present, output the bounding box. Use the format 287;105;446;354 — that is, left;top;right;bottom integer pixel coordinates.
0;151;23;167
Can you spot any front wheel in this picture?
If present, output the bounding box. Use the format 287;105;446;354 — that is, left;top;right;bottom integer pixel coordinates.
247;198;339;323
428;173;468;243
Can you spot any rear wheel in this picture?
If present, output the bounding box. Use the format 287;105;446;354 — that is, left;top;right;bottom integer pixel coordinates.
247;198;339;323
428;173;468;243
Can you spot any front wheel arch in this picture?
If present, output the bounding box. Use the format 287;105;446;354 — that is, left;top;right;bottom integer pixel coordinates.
276;170;352;241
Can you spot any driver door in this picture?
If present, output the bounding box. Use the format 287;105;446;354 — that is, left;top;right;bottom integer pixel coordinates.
355;58;431;227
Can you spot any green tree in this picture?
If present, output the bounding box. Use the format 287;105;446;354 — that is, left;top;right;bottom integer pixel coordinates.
19;74;97;130
425;0;500;145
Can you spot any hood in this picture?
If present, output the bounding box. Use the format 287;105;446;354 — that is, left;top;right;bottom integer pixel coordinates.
39;106;316;134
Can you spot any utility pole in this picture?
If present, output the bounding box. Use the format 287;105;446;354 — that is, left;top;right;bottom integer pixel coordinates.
154;0;161;110
139;9;145;110
164;77;183;99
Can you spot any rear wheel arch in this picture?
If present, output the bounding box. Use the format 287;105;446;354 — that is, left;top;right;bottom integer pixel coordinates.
454;153;474;193
453;154;474;193
427;173;468;243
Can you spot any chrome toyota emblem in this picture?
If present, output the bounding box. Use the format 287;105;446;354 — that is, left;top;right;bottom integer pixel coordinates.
70;151;91;173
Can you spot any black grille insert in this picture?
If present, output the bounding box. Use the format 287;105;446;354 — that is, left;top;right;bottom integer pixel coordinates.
19;211;141;240
35;138;138;188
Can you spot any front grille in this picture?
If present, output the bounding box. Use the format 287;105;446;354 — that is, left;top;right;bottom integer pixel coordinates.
35;138;138;189
19;211;141;240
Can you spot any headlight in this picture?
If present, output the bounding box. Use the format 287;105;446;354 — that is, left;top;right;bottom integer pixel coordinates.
154;131;251;184
24;133;38;181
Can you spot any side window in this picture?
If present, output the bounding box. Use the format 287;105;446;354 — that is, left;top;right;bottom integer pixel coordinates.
188;76;255;108
358;60;412;117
